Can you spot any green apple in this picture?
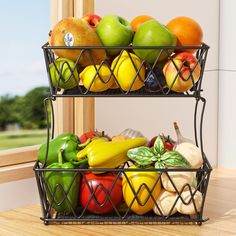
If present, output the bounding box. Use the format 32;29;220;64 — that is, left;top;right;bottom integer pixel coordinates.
49;58;79;89
96;15;134;55
133;20;176;64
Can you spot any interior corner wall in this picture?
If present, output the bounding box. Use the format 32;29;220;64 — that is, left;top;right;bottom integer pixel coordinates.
95;0;220;167
218;0;236;169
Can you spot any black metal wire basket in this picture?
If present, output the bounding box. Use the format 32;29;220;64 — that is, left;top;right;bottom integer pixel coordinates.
42;43;209;97
34;43;212;225
34;158;211;225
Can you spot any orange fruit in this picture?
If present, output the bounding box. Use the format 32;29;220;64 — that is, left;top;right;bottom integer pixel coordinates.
166;16;203;53
130;15;155;32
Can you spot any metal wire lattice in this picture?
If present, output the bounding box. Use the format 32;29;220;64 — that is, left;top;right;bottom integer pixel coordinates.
34;43;212;225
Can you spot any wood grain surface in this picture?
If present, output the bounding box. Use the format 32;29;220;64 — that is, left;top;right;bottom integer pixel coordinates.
0;168;236;236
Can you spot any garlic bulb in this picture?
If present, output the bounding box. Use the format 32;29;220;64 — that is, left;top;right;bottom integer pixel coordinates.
176;188;203;215
175;142;203;168
161;171;195;192
173;122;194;146
153;190;178;216
120;128;145;139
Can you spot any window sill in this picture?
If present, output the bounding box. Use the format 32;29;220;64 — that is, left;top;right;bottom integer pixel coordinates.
0;162;35;184
0;145;40;167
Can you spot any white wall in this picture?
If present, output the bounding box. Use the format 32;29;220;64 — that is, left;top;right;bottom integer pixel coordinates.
0;178;39;212
95;0;219;166
218;0;236;168
0;0;221;213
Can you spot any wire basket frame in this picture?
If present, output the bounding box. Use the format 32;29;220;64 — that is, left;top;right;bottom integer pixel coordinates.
35;43;212;225
34;93;212;225
42;43;209;97
34;160;211;225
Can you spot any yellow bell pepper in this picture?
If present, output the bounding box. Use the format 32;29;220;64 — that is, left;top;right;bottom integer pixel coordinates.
122;165;162;215
87;137;147;169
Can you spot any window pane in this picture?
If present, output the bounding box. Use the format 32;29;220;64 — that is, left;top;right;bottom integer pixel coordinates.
0;0;50;150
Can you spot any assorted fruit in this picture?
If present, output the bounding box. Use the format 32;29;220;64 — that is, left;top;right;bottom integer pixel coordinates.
48;14;204;94
38;123;204;217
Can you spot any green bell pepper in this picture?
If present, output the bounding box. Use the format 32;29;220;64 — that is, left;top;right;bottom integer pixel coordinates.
38;133;80;166
45;149;80;213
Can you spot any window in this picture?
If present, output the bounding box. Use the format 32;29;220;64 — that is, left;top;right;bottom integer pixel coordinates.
0;0;50;150
0;0;95;183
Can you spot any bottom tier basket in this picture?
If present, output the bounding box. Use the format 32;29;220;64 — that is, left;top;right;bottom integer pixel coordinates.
34;155;212;225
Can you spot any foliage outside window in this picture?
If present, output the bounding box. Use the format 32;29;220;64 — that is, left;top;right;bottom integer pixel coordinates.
0;0;49;151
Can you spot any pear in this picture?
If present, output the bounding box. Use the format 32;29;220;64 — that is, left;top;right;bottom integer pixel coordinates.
50;17;107;66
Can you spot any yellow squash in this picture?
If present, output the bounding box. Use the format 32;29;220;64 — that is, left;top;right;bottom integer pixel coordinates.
122;165;162;215
87;137;147;169
111;135;129;142
77;138;107;160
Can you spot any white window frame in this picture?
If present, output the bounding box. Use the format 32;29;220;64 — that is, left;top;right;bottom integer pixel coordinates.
0;0;95;183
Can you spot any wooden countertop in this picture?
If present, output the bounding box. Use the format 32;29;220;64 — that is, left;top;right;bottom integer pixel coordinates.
0;168;236;236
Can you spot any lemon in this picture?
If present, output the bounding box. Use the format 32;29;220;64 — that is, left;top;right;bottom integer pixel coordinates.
79;65;113;92
111;51;145;91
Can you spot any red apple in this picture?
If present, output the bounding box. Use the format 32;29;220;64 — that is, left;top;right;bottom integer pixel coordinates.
163;52;201;93
82;14;102;29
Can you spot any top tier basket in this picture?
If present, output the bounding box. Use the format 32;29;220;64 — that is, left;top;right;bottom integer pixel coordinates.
42;43;209;97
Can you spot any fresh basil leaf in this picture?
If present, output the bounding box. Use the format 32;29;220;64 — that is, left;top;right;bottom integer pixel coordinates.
156;153;162;160
160;150;190;168
154;135;166;155
155;161;165;169
127;147;157;166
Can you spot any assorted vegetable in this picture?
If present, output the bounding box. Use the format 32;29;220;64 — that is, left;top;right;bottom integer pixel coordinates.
79;130;111;144
122;165;162;215
176;188;203;215
120;128;145;139
86;137;146;169
153;190;178;216
127;136;190;168
112;135;129;142
148;133;175;151
38;126;204;216
76;137;107;161
38;133;80;166
45;149;80;213
161;171;195;192
175;142;203;168
173;122;195;146
80;172;122;214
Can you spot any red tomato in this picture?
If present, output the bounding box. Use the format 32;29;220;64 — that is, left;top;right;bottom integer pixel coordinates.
148;134;175;151
80;173;123;214
80;130;111;144
79;131;95;143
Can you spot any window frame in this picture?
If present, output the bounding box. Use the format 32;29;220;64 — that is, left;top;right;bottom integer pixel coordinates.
0;0;95;183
